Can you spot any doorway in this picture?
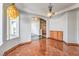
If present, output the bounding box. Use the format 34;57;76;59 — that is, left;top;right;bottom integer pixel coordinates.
31;17;46;41
40;18;46;38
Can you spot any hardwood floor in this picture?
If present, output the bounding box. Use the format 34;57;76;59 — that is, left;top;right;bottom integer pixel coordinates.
4;38;79;56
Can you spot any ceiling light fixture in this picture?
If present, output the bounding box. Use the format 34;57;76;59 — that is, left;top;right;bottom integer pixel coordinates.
47;3;55;18
7;3;19;20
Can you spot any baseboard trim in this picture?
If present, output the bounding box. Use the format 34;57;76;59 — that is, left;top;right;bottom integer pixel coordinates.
48;37;79;46
3;41;32;56
67;43;79;46
48;37;63;42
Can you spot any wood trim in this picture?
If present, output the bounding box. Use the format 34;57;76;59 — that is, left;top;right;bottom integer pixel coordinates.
48;37;79;46
48;37;63;42
3;41;32;56
67;43;79;46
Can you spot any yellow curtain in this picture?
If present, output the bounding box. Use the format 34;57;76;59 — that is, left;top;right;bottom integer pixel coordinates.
7;4;19;20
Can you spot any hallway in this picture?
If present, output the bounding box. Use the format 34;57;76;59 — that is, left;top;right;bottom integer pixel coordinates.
4;38;79;56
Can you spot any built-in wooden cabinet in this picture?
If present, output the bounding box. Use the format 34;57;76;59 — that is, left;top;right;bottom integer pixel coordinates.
50;31;63;41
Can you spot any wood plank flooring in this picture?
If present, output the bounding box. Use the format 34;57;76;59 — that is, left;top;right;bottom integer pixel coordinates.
4;38;79;56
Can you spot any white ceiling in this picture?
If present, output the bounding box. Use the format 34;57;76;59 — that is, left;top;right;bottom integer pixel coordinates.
15;3;76;17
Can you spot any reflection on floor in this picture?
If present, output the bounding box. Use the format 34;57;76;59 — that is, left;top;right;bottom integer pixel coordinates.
31;34;46;41
5;38;79;56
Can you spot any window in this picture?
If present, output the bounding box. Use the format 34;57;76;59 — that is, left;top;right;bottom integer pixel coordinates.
7;3;20;40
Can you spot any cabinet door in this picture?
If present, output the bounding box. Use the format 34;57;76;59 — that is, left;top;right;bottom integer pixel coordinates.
50;31;57;40
53;31;58;39
50;31;63;41
57;32;63;41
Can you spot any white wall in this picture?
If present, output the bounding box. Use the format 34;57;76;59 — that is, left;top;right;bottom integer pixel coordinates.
67;10;77;43
46;19;50;38
31;19;40;35
20;13;31;42
48;13;68;42
0;3;3;46
77;9;79;44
